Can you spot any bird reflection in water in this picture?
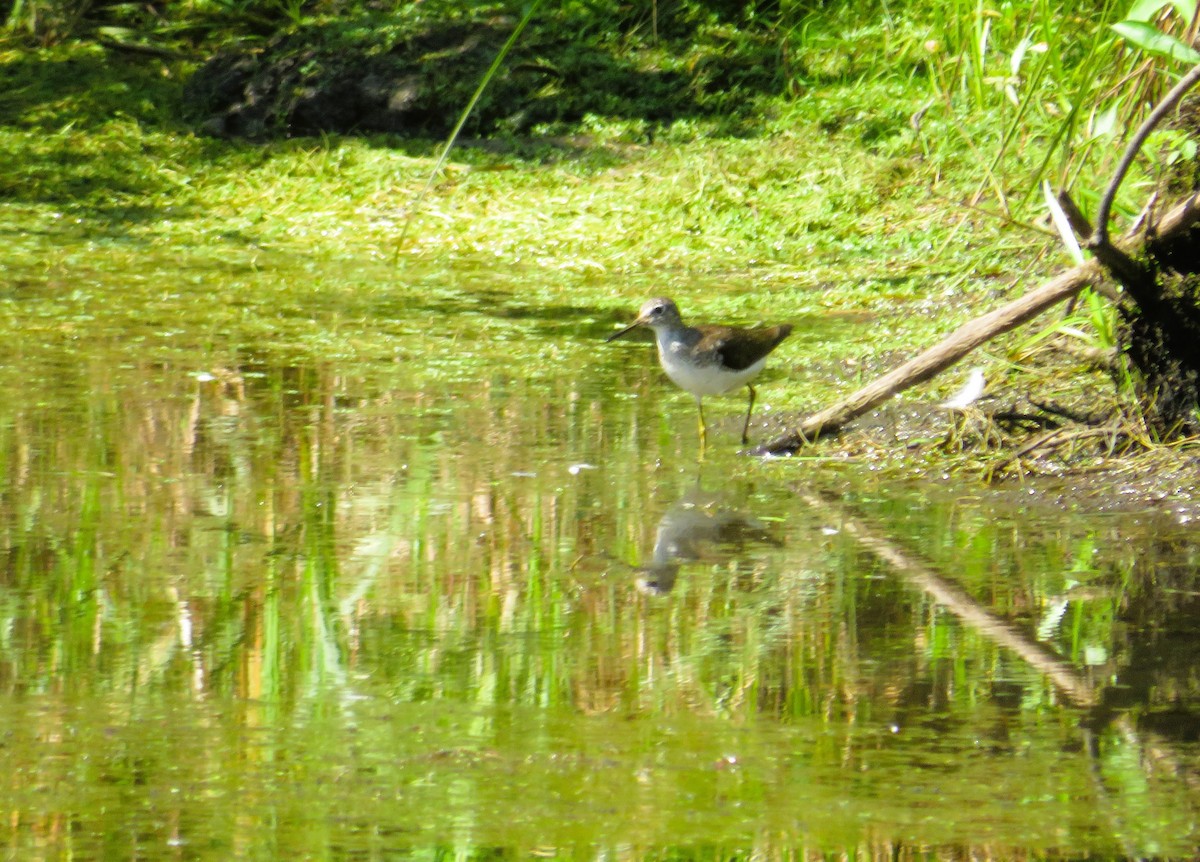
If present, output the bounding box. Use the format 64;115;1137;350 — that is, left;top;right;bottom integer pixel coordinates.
632;486;781;595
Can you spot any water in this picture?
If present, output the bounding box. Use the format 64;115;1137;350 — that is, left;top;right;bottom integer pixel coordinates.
1;241;1198;859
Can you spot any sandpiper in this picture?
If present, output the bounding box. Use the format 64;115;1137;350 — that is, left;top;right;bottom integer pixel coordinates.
607;297;792;446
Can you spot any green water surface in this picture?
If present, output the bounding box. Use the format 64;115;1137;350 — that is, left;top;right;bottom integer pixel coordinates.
1;227;1198;860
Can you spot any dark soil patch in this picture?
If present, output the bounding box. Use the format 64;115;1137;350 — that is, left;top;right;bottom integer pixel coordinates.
183;14;728;140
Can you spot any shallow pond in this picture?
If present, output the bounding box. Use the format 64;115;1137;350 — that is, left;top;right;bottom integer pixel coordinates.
1;235;1199;859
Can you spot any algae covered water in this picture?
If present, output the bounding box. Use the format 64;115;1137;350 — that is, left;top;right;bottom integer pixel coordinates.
1;237;1198;859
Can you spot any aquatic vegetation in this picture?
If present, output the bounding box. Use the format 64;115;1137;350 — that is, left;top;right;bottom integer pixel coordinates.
2;8;1200;857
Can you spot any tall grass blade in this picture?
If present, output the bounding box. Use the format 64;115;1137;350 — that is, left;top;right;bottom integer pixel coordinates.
395;0;544;258
1042;180;1085;265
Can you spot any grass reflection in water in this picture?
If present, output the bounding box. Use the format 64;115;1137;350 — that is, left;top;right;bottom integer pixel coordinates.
0;258;1196;858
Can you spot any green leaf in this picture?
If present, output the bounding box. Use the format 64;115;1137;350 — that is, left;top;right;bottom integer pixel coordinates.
1090;102;1120;138
1124;0;1195;24
1111;20;1200;63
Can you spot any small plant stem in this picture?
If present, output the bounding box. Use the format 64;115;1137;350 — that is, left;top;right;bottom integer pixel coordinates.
394;0;544;259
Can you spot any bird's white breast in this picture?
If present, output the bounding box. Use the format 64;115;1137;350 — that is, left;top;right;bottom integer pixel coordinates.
657;339;766;396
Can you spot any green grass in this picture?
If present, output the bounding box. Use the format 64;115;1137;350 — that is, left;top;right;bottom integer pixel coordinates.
0;3;1188;427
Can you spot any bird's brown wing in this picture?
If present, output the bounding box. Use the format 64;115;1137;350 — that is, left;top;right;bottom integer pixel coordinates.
713;324;793;371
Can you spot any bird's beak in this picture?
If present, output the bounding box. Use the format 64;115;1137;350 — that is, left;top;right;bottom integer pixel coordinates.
606;315;647;342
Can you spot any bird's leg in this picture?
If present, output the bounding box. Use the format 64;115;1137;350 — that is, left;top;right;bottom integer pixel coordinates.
741;384;758;445
696;396;707;452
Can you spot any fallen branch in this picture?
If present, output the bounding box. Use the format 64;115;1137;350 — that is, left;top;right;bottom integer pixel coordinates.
759;194;1200;455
